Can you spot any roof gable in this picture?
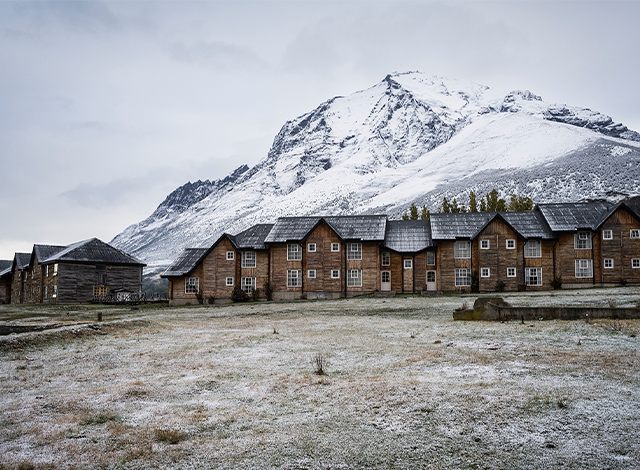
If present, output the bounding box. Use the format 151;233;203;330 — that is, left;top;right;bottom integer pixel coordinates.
234;224;274;250
264;215;387;243
13;252;31;271
42;238;145;266
30;244;66;266
537;202;611;231
0;260;12;278
161;248;209;278
384;220;433;253
593;202;640;230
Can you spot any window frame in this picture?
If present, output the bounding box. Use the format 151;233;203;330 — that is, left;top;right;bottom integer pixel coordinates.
331;270;340;279
226;277;234;286
347;269;362;287
632;259;640;269
185;277;199;294
226;251;235;261
454;241;471;259
426;251;435;266
506;239;516;250
631;229;640;239
575;259;593;278
307;243;316;253
480;239;490;250
524;240;542;258
603;259;614;269
480;267;490;278
403;259;413;269
52;285;57;298
602;229;613;240
308;269;316;279
525;267;542;286
331;243;340;252
241;277;256;295
507;267;516;278
574;231;592;250
287;269;302;287
347;243;362;260
287;244;302;261
381;252;390;266
455;268;471;287
241;251;256;268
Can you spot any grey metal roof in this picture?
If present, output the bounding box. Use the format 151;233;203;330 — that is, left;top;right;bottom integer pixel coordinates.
384;220;433;253
31;245;66;265
234;224;274;250
0;260;12;278
161;248;209;278
14;252;31;271
537;202;611;231
430;212;494;240
264;215;387;243
42;238;145;266
492;211;555;240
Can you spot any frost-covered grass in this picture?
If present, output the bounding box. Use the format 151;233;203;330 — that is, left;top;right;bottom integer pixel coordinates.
1;288;639;469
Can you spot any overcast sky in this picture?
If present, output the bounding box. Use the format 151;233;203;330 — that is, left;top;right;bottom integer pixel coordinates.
1;0;639;260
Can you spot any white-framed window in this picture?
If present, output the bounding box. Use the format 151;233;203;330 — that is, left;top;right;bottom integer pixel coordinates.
631;229;640;239
226;277;234;286
427;251;435;265
45;265;49;277
347;243;362;260
480;240;490;250
287;270;302;287
404;259;413;269
287;244;302;261
575;259;593;278
24;271;28;281
481;267;490;278
241;277;256;294
52;285;57;298
507;267;516;278
604;259;614;269
307;243;316;252
602;229;613;240
347;269;362;287
455;268;471;287
574;231;592;249
506;239;516;250
524;240;541;258
308;269;316;279
525;268;542;286
331;270;340;279
382;252;390;266
226;251;234;260
241;251;256;268
331;243;340;252
381;271;391;283
632;259;640;269
454;241;471;259
44;286;48;298
185;277;199;294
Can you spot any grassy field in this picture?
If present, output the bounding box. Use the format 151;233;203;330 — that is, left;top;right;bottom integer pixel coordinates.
1;288;639;470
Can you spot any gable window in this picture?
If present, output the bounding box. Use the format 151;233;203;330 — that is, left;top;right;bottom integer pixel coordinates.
632;259;640;269
331;270;340;279
241;277;256;294
308;269;316;279
287;270;302;287
226;277;234;286
604;259;614;269
427;251;435;265
331;243;340;252
241;251;256;268
602;230;613;240
480;240;490;250
455;268;471;286
506;239;516;250
347;243;362;260
287;244;302;261
631;230;640;239
574;232;592;249
226;251;234;260
524;240;541;258
347;269;362;287
575;259;593;278
481;268;490;278
185;277;199;294
507;267;516;278
307;243;316;252
382;252;390;266
454;241;471;259
404;259;412;269
525;268;542;286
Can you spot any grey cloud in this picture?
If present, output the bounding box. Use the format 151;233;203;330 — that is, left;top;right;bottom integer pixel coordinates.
15;0;122;35
168;41;268;72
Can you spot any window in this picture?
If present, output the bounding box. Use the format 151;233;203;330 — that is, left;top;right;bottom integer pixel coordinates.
632;259;640;269
331;243;340;252
53;263;58;275
331;270;340;279
454;241;471;259
24;272;28;281
604;259;614;269
226;251;234;260
93;286;107;297
631;230;640;239
347;243;362;260
427;251;435;265
52;285;57;298
307;243;316;252
481;268;490;278
287;270;302;287
525;268;542;286
287;244;302;261
455;268;471;286
347;270;362;287
404;259;412;269
45;265;49;277
602;230;613;240
241;251;256;268
185;277;199;294
226;277;234;286
574;232;592;249
480;240;490;249
242;277;256;294
524;240;541;258
382;252;390;266
308;269;316;279
426;271;436;283
506;239;516;249
381;271;390;283
44;286;48;299
507;267;516;278
575;259;593;278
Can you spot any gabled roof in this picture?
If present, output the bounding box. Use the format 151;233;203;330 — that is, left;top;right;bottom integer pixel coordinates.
0;260;12;278
593;201;640;230
13;252;31;271
537;202;611;231
430;212;494;240
161;248;210;278
264;215;387;243
42;238;145;266
234;224;274;250
384;220;433;253
491;211;555;240
30;244;66;266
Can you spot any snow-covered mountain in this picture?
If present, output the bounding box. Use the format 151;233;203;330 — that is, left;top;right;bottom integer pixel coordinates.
111;72;640;274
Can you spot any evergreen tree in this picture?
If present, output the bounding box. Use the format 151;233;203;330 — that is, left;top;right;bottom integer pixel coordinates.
450;198;461;213
409;203;419;220
469;191;478;213
479;197;487;212
420;205;430;220
402;212;409;220
440;197;451;213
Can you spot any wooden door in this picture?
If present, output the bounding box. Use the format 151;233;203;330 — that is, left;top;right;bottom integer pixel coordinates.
426;270;437;291
381;271;391;291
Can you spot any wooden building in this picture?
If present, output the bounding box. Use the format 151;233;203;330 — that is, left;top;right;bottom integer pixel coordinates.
10;253;31;304
0;260;12;304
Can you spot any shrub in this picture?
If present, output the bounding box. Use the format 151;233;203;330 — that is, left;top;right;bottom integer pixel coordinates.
312;353;327;376
231;286;249;302
471;271;479;293
154;428;187;445
252;287;261;301
495;280;506;292
551;277;562;290
263;281;274;301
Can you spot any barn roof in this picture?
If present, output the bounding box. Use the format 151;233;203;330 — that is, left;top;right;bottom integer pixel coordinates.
537;202;611;231
42;238;145;266
234;224;274;250
384;220;433;253
161;248;209;278
264;215;387;243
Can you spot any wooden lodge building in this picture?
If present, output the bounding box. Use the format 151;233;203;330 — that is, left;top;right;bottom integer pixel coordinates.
1;238;145;304
162;201;640;304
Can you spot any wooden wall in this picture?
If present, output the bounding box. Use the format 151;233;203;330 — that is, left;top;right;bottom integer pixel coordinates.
302;223;344;293
169;264;204;303
438;241;472;292
597;207;640;284
555;233;594;285
0;276;11;304
57;264;143;303
201;238;237;300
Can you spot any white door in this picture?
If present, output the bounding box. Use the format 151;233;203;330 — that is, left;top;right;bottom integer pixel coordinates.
381;271;391;291
426;270;437;291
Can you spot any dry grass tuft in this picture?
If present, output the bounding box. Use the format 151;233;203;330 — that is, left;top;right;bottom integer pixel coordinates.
153;428;188;445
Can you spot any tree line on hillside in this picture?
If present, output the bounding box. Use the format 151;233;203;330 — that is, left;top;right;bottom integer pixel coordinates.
401;190;534;220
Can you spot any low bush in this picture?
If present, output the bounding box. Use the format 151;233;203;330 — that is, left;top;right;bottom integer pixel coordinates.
231;286;249;302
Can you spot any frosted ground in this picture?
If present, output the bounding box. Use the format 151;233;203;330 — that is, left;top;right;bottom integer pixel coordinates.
1;288;639;469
